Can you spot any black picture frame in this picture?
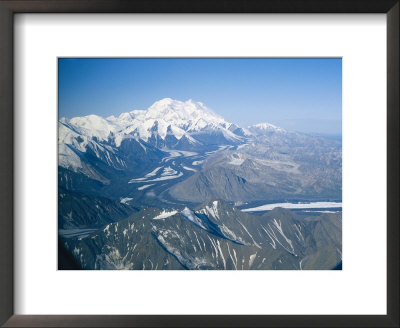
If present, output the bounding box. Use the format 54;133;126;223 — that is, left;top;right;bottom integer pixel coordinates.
0;1;398;327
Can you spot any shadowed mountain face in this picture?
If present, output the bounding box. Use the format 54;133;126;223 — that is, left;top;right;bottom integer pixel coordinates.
58;188;139;230
58;98;342;270
61;201;341;270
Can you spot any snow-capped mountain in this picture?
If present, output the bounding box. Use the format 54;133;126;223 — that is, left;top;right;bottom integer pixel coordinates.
247;122;286;135
58;98;341;205
61;98;242;148
59;98;250;175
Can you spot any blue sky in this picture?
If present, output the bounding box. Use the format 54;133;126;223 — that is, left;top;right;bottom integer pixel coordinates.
59;58;341;135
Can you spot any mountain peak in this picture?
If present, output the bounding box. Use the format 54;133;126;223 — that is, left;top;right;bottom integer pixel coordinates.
252;122;282;130
248;122;285;134
151;97;175;106
60;98;289;154
144;98;226;128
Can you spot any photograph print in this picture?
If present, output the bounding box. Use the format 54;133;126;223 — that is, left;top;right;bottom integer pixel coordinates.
58;58;342;270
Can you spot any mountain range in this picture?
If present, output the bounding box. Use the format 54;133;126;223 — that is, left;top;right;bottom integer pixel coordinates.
61;200;341;270
58;98;342;270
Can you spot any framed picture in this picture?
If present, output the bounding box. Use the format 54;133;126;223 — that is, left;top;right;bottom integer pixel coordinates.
57;57;344;272
0;0;398;327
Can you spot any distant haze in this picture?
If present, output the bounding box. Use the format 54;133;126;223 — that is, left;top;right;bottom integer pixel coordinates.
59;58;342;135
